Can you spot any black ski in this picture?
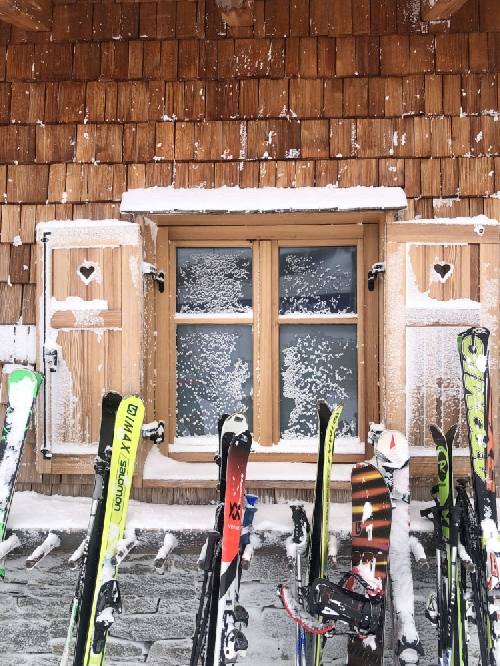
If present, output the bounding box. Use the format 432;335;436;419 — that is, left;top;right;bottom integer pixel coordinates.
61;392;121;666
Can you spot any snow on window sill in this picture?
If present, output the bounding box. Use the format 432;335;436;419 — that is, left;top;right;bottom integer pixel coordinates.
170;435;364;455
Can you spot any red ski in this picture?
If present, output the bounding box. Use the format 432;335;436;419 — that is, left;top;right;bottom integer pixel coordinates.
213;429;252;664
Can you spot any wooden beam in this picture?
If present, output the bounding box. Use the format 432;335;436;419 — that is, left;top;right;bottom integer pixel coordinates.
215;0;254;27
422;0;469;21
0;0;51;31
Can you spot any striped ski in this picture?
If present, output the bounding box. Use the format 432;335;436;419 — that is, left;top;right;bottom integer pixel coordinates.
0;368;43;578
82;395;144;666
347;462;392;666
308;401;343;666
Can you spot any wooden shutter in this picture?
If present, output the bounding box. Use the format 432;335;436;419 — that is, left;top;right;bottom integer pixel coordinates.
35;220;143;474
383;221;499;485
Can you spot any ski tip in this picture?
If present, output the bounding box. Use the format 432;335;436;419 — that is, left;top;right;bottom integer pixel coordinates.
429;423;445;439
444;423;458;445
103;392;122;408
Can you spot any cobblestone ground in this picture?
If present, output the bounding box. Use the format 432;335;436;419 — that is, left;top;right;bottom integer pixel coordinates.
0;533;480;666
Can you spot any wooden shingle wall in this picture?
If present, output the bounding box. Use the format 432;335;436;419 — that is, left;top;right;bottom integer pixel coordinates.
0;0;499;497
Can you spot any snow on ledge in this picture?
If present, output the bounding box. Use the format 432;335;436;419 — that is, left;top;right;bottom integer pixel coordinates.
8;491;458;534
142;446;353;482
401;214;498;229
120;185;407;214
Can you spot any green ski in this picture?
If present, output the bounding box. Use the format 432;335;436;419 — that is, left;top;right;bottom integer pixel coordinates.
0;368;43;577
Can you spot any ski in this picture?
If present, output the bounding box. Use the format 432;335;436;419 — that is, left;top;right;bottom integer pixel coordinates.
82;394;144;666
61;392;122;666
430;424;467;666
191;413;248;666
213;426;252;664
346;462;392;666
287;502;310;666
308;401;343;666
0;367;43;578
458;327;500;665
371;426;424;666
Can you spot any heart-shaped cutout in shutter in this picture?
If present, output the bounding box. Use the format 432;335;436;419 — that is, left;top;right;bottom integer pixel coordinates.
79;265;95;280
78;262;98;285
433;262;453;282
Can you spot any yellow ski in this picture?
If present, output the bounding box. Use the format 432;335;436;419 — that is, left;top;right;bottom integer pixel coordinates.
83;395;144;665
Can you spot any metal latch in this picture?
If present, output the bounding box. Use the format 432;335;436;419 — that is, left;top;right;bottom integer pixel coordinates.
367;262;385;291
43;346;58;372
142;262;165;293
142;421;165;445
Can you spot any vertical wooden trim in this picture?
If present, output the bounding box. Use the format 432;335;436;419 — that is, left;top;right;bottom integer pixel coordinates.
356;237;366;452
120;242;142;396
167;239;177;446
383;238;406;431
271;240;280;445
134;216;156;485
363;223;380;452
479;243;500;477
156;226;170;454
252;240;261;443
255;240;273;445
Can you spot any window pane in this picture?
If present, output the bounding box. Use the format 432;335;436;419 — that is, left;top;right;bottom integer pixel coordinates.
177;247;252;314
279;246;356;315
177;325;253;437
280;324;357;439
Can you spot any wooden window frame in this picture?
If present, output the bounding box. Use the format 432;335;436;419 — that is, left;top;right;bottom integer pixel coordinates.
154;213;382;463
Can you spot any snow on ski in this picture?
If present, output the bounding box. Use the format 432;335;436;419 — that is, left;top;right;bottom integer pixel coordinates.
60;391;122;666
0;368;43;578
458;327;500;665
371;426;424;666
82;394;144;666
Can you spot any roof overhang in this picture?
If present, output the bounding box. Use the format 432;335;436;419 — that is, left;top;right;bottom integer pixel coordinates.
120;185;407;216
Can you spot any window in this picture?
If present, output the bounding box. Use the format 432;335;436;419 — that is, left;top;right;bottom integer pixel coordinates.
162;220;378;460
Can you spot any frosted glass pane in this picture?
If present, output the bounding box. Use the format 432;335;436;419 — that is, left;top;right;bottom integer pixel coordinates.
176;325;252;436
176;247;252;313
279;246;356;315
280;325;357;439
406;326;468;448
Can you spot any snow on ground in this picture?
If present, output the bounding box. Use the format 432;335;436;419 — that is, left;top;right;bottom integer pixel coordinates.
120;185;407;213
0;535;480;666
8;490;436;534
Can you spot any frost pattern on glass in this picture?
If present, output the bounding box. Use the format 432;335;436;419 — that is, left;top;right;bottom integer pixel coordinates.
279;247;356;315
177;325;252;437
177;247;252;313
280;325;357;439
406;326;469;448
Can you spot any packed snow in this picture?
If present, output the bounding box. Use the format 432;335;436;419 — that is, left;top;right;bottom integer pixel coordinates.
7;491;439;534
120;185;407;214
